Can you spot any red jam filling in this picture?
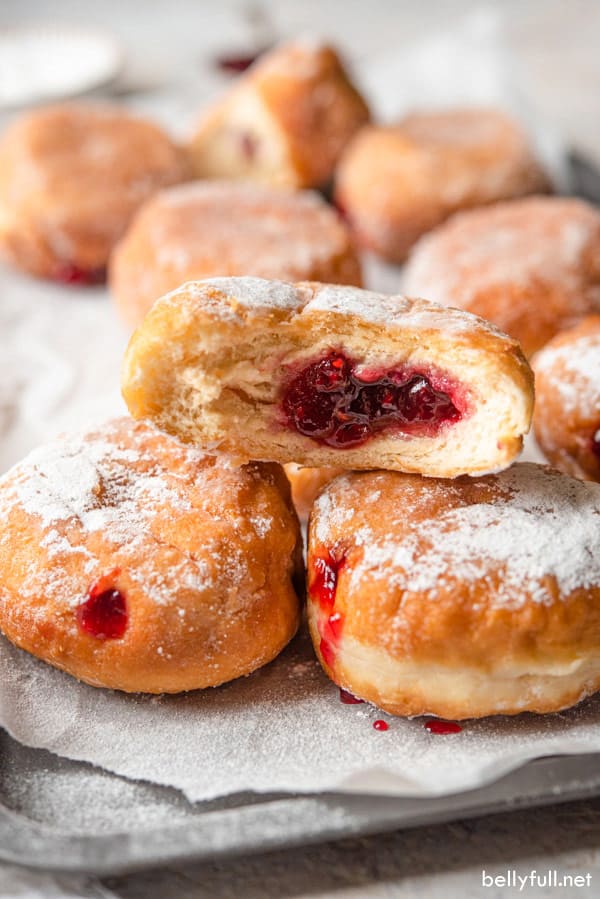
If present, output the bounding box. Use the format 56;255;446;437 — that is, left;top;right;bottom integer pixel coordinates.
339;688;364;705
77;572;128;640
54;263;106;286
282;351;464;449
373;720;389;732
240;132;259;161
215;49;266;74
592;428;600;462
310;548;346;670
425;720;462;735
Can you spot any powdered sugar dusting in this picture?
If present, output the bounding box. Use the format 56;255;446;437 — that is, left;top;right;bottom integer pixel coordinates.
404;197;600;310
315;464;600;610
535;332;600;418
0;419;273;609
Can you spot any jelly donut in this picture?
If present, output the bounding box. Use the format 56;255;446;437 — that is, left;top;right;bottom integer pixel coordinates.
121;277;534;479
188;41;369;189
534;316;600;481
0;418;302;693
0;103;189;283
308;464;600;718
110;181;362;327
404;197;600;357
335;108;549;262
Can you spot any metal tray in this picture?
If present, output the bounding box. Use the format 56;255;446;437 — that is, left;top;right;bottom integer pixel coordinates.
2;726;600;876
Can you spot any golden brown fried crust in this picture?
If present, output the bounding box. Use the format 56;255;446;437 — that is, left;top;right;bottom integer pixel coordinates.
0;418;302;693
534;316;600;481
307;465;600;718
188;42;369;189
0;103;189;278
255;44;370;188
335;108;550;262
404;197;600;357
110;182;362;328
283;464;344;519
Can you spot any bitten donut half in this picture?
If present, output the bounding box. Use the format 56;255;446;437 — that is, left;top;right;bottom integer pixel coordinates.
308;464;600;719
0;418;303;693
121;277;534;479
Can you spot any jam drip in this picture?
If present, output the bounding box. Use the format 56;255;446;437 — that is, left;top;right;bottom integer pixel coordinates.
54;263;106;286
282;351;462;449
373;720;389;731
310;548;346;670
340;688;364;705
77;572;128;640
425;720;462;735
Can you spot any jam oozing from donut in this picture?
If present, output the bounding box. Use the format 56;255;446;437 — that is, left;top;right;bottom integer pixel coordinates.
373;720;389;732
77;574;128;640
240;132;259;161
592;428;600;462
282;352;463;448
340;688;364;704
310;548;346;669
425;720;462;735
54;263;106;286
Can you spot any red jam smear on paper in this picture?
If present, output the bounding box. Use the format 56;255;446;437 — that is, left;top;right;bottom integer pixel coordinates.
339;689;364;705
77;571;128;640
282;351;464;449
424;720;462;735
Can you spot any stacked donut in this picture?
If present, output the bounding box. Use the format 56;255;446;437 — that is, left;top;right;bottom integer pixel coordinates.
0;39;599;725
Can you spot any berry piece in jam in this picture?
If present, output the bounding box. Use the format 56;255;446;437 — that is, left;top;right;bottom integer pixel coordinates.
77;573;128;640
282;351;462;449
425;720;462;735
54;263;106;286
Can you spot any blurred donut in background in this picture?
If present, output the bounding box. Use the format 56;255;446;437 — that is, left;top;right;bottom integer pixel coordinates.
0;103;189;284
404;196;600;357
335;107;550;262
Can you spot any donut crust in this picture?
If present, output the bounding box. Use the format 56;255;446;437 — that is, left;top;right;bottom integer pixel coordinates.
335;108;549;262
0;103;189;279
0;418;302;693
534;315;600;480
307;464;600;718
110;181;362;327
188;41;369;189
404;197;600;357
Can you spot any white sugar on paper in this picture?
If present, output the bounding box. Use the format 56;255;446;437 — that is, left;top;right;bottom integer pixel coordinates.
3;630;600;802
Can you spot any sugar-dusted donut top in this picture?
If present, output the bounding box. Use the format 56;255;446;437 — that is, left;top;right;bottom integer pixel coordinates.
313;463;600;610
404;197;600;306
162;276;511;339
122;182;354;275
0;418;279;607
0;103;186;204
535;320;600;418
399;108;527;149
